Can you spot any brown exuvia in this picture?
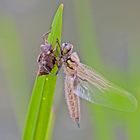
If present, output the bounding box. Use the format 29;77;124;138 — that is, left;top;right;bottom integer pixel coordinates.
37;31;59;76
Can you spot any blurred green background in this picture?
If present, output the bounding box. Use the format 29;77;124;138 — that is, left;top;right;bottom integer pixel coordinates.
0;0;140;140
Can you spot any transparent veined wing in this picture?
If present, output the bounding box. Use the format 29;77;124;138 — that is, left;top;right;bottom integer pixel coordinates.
74;63;137;112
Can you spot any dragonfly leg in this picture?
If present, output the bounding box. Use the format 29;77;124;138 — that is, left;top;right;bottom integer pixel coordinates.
52;38;61;51
42;63;57;76
42;27;52;43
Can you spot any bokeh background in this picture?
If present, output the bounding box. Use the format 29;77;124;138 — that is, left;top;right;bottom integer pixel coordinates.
0;0;140;140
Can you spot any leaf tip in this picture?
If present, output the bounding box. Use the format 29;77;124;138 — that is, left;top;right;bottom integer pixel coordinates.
60;3;64;8
60;3;64;10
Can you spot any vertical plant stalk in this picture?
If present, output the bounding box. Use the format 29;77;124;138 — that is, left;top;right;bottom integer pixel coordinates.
73;1;113;140
0;16;29;132
126;37;140;140
22;4;63;140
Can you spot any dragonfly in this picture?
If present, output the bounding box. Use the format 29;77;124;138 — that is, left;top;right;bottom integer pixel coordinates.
37;33;137;127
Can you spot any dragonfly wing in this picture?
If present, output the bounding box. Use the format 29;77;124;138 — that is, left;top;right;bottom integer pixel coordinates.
74;63;137;112
74;79;92;102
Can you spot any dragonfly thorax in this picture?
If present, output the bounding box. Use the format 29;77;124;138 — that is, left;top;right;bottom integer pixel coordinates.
63;52;80;76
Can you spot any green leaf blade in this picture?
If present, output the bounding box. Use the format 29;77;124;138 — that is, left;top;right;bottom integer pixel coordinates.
22;3;63;140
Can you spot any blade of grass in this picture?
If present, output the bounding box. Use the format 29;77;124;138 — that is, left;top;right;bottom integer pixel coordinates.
45;109;55;140
0;16;29;131
125;37;140;140
22;4;63;140
73;1;113;140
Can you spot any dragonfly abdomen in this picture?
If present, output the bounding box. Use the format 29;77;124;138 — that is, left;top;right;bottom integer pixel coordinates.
64;75;80;127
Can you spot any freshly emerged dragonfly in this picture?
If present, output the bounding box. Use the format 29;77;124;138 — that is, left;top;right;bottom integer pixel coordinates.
58;43;137;127
37;33;137;127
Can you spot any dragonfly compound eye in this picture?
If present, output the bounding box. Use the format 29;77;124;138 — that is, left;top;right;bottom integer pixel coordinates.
62;42;73;55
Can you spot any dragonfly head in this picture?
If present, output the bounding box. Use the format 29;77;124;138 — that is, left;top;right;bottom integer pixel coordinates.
40;43;51;53
61;42;73;56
